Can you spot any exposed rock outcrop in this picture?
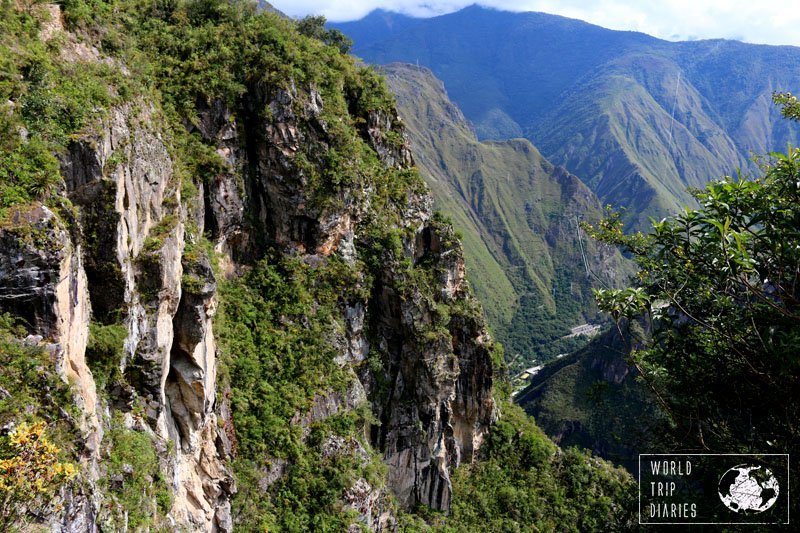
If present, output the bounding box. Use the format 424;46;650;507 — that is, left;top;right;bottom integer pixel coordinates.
0;202;99;460
0;100;235;530
64;102;233;531
1;6;496;531
365;220;495;510
230;81;496;513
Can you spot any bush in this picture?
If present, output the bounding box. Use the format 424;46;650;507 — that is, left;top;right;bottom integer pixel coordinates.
104;422;171;529
86;321;127;389
0;421;77;529
447;404;636;532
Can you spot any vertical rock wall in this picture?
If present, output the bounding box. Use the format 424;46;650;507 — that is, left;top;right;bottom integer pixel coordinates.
228;83;497;513
50;102;233;531
0;13;496;530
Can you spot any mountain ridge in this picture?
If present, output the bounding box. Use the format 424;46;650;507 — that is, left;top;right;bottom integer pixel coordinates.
0;2;637;529
332;6;800;226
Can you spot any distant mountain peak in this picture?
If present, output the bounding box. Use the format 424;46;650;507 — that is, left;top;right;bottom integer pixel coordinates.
331;9;800;228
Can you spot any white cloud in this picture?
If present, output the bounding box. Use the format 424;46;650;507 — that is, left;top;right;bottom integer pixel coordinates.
268;0;800;47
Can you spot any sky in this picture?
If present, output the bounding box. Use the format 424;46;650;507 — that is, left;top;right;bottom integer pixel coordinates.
268;0;800;47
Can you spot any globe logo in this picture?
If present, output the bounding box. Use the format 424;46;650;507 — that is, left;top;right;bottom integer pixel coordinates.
718;464;780;514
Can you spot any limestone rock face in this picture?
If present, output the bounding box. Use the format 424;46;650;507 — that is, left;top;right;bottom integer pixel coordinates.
1;15;495;531
7;101;236;531
98;105;227;532
190;98;247;264
225;81;496;514
366;221;496;511
0;203;98;449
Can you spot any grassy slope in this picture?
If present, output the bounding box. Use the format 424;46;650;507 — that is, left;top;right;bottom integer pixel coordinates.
383;63;631;367
530;53;750;227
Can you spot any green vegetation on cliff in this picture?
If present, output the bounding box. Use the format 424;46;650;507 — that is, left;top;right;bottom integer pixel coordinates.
393;403;637;532
103;421;173;529
0;315;76;437
217;255;380;530
0;1;116;217
0;1;640;529
446;404;636;532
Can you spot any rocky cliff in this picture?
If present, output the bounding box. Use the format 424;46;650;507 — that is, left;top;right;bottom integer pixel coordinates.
0;3;495;530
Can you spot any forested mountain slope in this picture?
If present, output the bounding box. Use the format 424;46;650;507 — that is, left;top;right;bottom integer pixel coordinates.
383;63;630;367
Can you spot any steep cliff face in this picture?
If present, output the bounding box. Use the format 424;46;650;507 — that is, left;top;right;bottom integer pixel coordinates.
0;3;495;530
3;98;235;530
209;65;497;518
366;219;495;510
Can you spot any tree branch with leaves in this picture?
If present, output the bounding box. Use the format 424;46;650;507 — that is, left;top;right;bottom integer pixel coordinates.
585;95;800;461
